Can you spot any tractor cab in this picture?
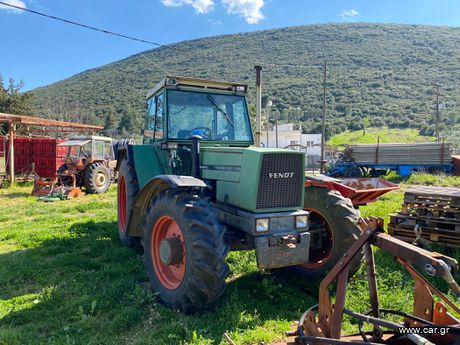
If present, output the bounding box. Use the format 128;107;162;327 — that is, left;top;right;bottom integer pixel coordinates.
59;135;114;166
143;76;253;146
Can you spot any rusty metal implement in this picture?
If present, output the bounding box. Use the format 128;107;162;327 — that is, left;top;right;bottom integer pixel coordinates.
32;172;84;200
295;217;460;345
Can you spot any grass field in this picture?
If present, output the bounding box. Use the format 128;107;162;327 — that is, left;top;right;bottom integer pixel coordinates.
0;176;459;345
328;128;434;146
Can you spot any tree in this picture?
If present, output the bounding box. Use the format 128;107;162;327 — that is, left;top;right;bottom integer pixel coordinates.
117;104;142;135
261;95;270;109
103;108;118;131
362;117;370;136
103;110;119;137
0;75;35;115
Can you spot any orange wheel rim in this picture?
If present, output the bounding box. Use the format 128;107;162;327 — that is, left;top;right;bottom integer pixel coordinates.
302;208;334;269
151;215;186;289
118;176;127;233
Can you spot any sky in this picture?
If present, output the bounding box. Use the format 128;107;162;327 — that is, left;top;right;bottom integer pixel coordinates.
1;0;460;91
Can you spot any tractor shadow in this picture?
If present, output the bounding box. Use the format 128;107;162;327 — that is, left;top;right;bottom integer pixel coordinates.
0;220;131;301
1;191;32;199
0;220;148;338
211;270;321;333
0;218;323;344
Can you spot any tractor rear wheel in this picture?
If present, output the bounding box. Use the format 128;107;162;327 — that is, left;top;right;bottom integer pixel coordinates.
343;165;363;178
117;158;140;247
84;162;111;194
296;186;362;279
143;189;229;313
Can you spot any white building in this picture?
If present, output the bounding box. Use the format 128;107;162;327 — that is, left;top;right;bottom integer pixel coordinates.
260;124;322;169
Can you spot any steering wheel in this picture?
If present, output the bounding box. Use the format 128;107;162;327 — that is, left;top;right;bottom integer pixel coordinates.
214;131;229;140
191;127;213;139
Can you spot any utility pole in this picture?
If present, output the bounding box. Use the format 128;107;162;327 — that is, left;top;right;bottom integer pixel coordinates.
266;100;272;147
320;60;327;173
275;112;279;148
266;116;269;147
434;84;441;142
297;107;302;146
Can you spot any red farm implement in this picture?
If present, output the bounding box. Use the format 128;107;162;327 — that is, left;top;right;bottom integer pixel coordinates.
305;174;400;206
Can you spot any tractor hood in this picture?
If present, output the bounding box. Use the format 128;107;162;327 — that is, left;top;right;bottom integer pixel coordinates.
200;146;305;213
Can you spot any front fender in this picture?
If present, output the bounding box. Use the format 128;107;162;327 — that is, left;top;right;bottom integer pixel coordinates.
126;175;206;237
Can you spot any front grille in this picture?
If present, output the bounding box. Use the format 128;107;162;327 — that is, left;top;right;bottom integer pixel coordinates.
256;154;303;209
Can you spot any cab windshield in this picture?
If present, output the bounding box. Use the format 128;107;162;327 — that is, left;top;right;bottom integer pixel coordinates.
167;90;253;142
68;143;91;158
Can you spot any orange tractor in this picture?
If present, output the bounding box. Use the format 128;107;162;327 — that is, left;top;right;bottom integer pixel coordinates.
33;136;117;198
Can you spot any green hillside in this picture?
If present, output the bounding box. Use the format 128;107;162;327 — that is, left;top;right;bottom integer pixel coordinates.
328;127;435;146
30;23;460;138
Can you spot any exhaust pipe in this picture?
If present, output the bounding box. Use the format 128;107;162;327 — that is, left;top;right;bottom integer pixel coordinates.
255;65;262;147
191;135;201;178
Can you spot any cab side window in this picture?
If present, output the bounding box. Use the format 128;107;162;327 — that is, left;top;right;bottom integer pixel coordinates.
155;93;164;139
93;140;104;159
147;97;157;131
104;141;112;159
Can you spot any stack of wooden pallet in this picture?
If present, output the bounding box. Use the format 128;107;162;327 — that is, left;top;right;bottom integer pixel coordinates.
388;186;460;248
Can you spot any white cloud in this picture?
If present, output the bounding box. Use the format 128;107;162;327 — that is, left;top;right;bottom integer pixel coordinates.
0;0;26;14
221;0;264;24
207;18;222;25
339;9;359;21
161;0;265;24
161;0;214;14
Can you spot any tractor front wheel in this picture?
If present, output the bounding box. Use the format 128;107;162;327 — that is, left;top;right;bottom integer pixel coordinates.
84;162;111;194
296;186;363;279
57;163;72;185
143;189;229;313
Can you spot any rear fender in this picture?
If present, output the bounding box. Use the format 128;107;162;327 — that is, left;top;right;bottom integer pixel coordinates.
126;175;207;237
114;139;135;171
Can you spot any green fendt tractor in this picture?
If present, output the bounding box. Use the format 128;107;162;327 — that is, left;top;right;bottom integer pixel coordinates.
115;76;360;313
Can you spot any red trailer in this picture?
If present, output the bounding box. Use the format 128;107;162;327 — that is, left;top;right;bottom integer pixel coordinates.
0;136;4;157
2;137;67;178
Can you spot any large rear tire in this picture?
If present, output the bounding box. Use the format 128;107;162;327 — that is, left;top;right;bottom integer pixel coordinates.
117;158;140;247
84;162;111;194
143;189;229;313
296;186;362;279
343;165;363;178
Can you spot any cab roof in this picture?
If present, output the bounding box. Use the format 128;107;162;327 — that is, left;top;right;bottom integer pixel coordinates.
146;76;248;99
58;135;112;146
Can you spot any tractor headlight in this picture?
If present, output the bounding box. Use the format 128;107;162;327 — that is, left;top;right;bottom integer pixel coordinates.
256;218;269;232
295;215;308;229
